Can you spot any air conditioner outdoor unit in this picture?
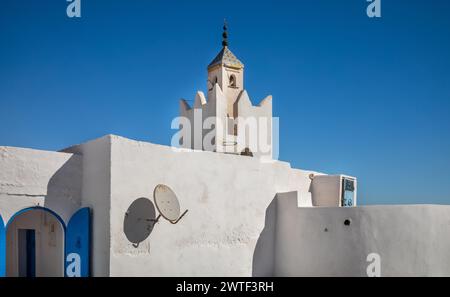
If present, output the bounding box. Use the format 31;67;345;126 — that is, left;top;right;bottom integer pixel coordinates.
311;175;357;207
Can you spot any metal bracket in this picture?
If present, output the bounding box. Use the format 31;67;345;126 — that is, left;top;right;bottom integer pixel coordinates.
170;209;188;224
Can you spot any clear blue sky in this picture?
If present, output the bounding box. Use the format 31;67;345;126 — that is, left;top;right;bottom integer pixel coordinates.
1;0;449;205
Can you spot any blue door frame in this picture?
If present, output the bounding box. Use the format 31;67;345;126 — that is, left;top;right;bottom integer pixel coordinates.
0;215;5;277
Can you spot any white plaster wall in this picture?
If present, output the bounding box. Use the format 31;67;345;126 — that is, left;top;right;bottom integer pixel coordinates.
4;136;448;277
234;91;272;159
180;85;273;159
180;84;225;152
108;135;316;276
273;193;450;276
63;136;112;277
0;146;82;223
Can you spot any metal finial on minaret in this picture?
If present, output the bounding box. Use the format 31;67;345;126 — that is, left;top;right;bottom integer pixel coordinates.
222;19;228;47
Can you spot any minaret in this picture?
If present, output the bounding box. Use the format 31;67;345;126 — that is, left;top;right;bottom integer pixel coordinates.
180;21;273;160
207;20;244;118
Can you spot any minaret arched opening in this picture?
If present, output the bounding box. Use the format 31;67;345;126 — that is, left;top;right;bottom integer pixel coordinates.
229;75;236;88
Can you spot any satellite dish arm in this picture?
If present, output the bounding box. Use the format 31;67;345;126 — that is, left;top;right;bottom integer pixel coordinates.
170;209;188;224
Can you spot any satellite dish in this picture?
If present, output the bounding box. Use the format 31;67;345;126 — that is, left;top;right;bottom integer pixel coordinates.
153;184;188;224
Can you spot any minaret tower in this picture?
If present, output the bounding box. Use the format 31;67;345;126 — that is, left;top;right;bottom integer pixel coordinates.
207;21;244;118
180;21;273;160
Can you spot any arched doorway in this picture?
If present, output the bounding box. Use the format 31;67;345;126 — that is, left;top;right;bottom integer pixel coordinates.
6;207;65;277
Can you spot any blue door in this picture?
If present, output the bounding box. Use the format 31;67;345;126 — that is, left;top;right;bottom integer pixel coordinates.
65;208;90;277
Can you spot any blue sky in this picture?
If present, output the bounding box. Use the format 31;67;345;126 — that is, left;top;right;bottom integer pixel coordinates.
1;0;449;205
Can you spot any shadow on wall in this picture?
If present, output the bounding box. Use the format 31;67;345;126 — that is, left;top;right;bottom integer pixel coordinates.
44;155;83;223
123;198;156;248
252;196;277;277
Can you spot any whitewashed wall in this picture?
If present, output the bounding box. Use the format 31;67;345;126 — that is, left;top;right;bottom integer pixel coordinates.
0;146;82;223
63;136;112;277
271;193;450;276
108;135;315;276
2;136;450;277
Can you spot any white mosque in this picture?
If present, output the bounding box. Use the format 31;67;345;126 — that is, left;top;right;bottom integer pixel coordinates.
0;24;449;277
